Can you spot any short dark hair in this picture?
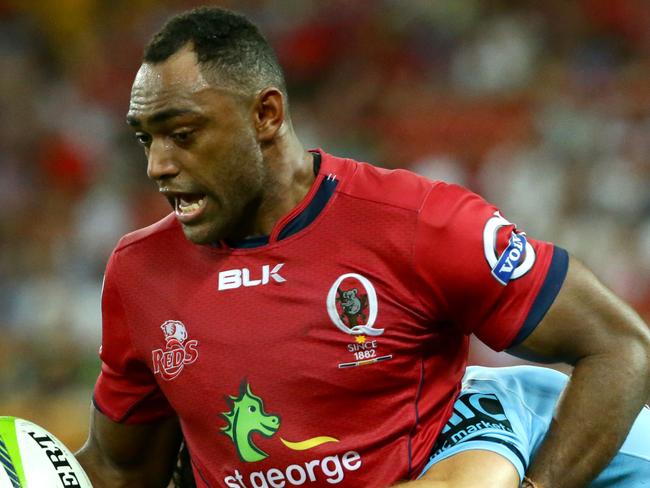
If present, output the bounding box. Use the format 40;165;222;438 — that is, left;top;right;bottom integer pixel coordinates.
143;7;287;96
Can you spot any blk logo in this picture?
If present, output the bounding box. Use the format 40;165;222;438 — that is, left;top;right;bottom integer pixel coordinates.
218;263;286;291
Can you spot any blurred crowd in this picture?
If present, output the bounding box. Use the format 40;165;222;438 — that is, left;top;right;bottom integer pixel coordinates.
1;0;649;448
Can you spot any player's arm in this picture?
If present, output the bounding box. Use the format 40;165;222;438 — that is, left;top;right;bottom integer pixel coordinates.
76;405;182;488
391;450;519;488
509;256;650;488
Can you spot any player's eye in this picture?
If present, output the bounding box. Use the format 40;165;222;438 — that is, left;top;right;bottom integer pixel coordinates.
248;406;257;413
171;129;194;144
134;132;151;147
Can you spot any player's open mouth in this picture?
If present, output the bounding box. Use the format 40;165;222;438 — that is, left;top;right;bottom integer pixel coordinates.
174;193;207;223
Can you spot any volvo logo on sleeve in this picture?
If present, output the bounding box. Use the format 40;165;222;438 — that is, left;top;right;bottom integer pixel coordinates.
483;211;536;285
327;273;382;336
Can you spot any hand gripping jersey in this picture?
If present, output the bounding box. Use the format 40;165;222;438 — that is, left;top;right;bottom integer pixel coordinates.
94;150;568;487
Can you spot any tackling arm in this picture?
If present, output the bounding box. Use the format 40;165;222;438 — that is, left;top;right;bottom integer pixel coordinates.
76;405;183;488
510;256;650;488
391;450;519;488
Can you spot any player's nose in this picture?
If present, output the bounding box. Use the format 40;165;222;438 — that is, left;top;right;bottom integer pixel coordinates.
147;138;180;180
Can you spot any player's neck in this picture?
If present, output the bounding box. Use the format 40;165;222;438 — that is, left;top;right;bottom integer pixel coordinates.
248;130;315;238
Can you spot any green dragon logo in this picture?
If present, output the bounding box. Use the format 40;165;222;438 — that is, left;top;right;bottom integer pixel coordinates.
221;381;281;462
221;381;338;462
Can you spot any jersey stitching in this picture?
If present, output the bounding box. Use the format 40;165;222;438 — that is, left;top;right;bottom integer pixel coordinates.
191;458;213;487
416;182;437;213
407;355;426;477
335;157;358;193
410;185;449;319
336;188;427;213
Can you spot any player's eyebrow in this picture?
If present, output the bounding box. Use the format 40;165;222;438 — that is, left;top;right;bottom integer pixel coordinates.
126;108;200;127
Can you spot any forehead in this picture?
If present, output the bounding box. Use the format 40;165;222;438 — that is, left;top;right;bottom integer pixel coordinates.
128;47;213;119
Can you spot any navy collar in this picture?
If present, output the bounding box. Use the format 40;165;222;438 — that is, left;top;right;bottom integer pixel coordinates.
224;152;337;249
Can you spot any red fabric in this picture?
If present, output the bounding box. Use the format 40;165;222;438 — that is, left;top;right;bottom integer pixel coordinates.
413;182;553;351
94;151;557;487
94;251;175;424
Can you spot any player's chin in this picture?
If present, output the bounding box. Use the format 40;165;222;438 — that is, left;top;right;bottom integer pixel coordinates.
180;220;223;246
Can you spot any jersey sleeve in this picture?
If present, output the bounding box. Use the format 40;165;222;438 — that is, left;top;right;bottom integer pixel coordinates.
93;250;175;424
413;182;568;351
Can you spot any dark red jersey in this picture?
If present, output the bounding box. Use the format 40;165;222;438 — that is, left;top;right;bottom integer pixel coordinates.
94;150;567;487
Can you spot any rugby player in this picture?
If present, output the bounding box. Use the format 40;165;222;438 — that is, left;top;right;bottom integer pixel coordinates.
76;7;650;488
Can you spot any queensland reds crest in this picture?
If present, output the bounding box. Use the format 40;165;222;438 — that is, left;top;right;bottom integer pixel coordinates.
327;273;383;336
152;320;199;380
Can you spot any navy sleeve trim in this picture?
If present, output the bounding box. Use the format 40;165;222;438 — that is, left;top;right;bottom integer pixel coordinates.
509;246;569;347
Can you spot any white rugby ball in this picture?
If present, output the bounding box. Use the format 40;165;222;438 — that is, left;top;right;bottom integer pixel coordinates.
0;416;92;487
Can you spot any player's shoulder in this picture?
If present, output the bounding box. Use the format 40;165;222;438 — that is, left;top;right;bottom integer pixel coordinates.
113;213;183;255
324;151;440;212
325;151;482;215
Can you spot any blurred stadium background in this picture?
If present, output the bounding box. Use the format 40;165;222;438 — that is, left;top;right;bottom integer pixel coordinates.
1;0;649;451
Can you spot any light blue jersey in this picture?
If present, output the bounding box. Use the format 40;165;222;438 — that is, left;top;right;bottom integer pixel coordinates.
421;365;650;486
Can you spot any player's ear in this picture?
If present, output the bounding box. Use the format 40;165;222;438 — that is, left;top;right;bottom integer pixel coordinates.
253;87;284;143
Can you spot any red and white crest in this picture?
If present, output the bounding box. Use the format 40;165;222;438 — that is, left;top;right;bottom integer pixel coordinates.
152;320;199;381
161;320;188;345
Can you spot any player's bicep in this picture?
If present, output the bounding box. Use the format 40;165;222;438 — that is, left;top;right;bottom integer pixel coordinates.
77;405;182;487
509;255;650;364
418;450;519;488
